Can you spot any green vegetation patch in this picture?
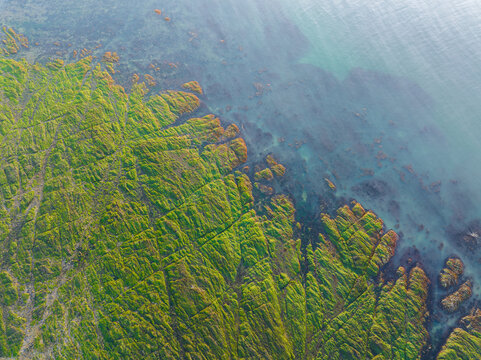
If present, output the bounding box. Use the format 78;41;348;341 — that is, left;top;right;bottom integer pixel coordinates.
0;46;444;360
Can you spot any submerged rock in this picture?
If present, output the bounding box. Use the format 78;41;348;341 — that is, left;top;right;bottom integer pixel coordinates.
352;179;391;199
324;177;336;190
255;182;274;195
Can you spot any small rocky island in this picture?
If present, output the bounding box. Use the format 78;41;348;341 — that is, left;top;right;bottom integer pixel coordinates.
439;257;464;289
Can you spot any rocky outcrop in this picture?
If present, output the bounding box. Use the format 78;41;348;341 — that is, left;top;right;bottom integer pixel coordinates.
182;80;203;94
441;281;472;313
0;51;443;360
439;257;464;288
437;308;481;359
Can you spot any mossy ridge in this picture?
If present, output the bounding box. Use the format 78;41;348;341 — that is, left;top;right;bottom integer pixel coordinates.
0;54;435;359
437;308;481;360
304;202;429;360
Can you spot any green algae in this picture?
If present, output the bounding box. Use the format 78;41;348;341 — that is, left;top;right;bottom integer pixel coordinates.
0;27;28;56
254;168;274;181
182;81;203;95
439;258;464;289
437;308;481;360
0;41;469;359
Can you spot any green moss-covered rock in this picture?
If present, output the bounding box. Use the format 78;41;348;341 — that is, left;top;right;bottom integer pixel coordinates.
0;50;438;359
437;308;481;360
182;80;203;95
254;168;274;181
306;202;429;360
439;257;464;289
0;272;18;306
266;155;286;177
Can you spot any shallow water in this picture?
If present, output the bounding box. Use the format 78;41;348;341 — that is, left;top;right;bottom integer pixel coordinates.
2;0;481;349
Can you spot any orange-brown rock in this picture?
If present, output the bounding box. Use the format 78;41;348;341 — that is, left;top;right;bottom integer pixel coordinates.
102;51;119;63
145;74;156;87
1;26;28;55
80;48;92;58
131;73;140;83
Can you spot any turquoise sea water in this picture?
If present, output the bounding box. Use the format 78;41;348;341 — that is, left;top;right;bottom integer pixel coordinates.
2;0;481;349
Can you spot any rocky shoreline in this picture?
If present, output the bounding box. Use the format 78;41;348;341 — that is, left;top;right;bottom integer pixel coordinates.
0;28;479;359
